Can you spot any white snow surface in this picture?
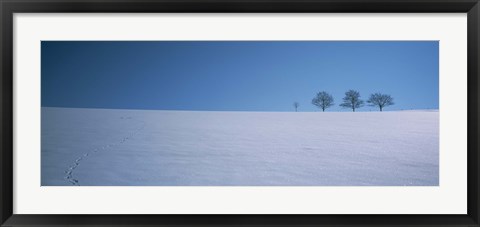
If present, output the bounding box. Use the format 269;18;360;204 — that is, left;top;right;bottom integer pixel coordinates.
41;107;439;186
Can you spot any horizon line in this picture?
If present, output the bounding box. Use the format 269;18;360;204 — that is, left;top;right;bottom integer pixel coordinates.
41;106;439;113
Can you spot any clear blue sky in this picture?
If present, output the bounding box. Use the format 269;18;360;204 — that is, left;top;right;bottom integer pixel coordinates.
41;41;438;112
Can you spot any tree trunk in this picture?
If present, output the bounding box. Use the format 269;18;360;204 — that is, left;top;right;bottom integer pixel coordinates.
380;106;383;112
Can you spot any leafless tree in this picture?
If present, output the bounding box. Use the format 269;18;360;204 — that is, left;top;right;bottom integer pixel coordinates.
340;90;364;112
293;102;300;112
312;91;334;112
367;93;394;111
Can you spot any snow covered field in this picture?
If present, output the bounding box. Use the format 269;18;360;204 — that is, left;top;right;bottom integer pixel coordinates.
41;107;439;186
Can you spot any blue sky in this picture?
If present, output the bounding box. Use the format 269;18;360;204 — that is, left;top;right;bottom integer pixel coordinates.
41;41;438;112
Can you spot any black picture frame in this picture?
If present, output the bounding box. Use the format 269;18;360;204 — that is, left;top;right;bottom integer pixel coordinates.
1;0;479;226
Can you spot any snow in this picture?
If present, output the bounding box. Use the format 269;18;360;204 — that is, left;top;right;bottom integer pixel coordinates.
41;107;439;186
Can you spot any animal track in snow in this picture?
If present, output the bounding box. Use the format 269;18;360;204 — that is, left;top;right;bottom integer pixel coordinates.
64;117;145;186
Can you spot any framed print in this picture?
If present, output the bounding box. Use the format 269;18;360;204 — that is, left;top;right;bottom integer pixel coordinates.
1;0;479;226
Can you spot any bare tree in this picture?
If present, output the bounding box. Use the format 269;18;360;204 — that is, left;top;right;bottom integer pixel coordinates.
340;90;364;112
312;91;334;112
293;102;300;112
367;93;394;111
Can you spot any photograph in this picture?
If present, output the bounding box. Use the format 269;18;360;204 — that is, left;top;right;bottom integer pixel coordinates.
41;41;439;186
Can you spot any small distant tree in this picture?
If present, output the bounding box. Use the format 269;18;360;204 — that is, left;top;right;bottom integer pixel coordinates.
367;93;394;111
312;91;334;112
293;102;300;112
340;90;364;112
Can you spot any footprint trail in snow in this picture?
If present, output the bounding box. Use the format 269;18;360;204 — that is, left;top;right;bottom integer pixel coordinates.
64;117;145;186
